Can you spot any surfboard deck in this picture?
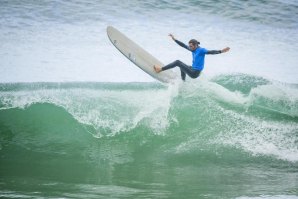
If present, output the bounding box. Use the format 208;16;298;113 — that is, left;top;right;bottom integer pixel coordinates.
106;26;178;83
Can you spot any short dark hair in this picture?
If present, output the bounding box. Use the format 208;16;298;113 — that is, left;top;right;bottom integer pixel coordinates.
189;39;200;46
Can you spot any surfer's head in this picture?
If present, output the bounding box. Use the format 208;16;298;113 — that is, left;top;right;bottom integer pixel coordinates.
188;39;200;50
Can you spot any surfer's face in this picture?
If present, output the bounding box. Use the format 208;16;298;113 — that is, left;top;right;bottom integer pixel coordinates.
189;43;197;51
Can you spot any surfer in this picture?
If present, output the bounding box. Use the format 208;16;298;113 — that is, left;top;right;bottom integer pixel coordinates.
154;34;230;80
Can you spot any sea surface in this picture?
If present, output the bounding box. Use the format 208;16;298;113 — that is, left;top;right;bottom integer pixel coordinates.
0;0;298;198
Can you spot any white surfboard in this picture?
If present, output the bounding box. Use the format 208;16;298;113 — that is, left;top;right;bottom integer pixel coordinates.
106;26;178;83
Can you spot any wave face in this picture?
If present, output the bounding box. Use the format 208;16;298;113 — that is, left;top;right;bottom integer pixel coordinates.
1;74;298;198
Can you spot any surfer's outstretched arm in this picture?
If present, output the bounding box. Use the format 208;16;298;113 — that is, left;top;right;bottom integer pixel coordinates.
169;34;191;51
207;47;230;54
207;50;221;54
174;40;191;51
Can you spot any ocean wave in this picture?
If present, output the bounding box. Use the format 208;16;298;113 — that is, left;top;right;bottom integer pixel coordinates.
0;74;297;163
1;0;297;29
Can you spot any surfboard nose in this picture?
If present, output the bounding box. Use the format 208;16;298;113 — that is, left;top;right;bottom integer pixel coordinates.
107;26;178;83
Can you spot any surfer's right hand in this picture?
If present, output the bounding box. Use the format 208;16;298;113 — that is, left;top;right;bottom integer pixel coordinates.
221;47;230;53
168;34;175;40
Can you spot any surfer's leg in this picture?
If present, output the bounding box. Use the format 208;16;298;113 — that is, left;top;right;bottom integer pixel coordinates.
161;60;185;71
178;65;201;79
181;70;186;81
162;60;200;80
154;60;200;80
154;60;185;73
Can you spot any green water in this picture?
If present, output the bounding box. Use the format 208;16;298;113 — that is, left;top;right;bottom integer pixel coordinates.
0;74;298;198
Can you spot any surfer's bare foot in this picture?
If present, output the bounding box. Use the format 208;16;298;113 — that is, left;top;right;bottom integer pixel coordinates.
154;65;162;73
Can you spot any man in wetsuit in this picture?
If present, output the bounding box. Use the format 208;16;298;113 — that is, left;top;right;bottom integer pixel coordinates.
154;34;230;80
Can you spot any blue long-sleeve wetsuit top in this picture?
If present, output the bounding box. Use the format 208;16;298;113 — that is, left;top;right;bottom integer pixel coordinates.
174;39;221;71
